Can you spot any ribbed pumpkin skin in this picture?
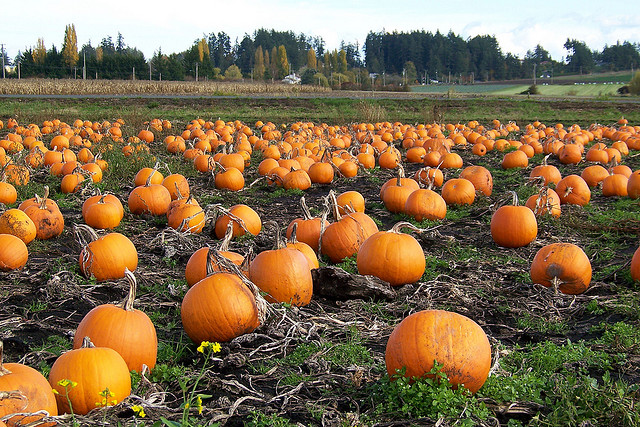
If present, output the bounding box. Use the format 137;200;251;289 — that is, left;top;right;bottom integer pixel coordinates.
214;205;262;239
48;346;131;415
73;305;158;372
181;273;259;343
460;165;493;196
321;213;379;263
0;363;58;423
490;206;537;248
404;189;447;221
0;233;28;271
79;233;138;281
249;248;313;306
385;310;491;394
357;231;426;286
530;243;592;295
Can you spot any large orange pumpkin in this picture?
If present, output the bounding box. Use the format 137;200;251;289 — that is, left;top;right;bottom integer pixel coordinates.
77;225;138;282
385;310;491;394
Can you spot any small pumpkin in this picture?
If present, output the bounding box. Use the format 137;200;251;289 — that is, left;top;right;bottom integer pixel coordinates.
286;197;329;253
82;193;124;229
213;204;262;239
555;174;591;206
441;178;475;206
48;337;131;415
459;165;493;196
490;191;537;248
0;209;36;245
0;234;28;271
19;186;64;240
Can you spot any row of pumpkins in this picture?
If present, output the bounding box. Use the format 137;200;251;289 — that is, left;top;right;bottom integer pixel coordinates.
1;116;640;424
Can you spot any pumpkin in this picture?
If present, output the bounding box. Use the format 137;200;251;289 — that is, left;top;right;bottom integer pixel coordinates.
628;170;640;199
19;186;64;240
73;270;157;372
490;192;537;248
321;191;379;263
307;159;334;184
0;341;58;425
249;223;313;306
213;204;262;239
128;173;172;216
77;225;138;281
162;173;190;200
385;310;491;394
530;243;591;295
286;197;328;253
525;187;561;218
167;196;205;233
134;166;163;187
581;165;609;188
601;173;628;197
404;188;447;221
382;170;417;214
0;182;17;206
283;168;311;191
0;234;28;271
214;164;245;191
357;222;426;286
182;270;260;343
286;222;319;269
555;175;591;206
48;337;131;415
336;190;365;215
529;154;562;186
82;193;124;229
631;245;640;282
0;209;36;245
501;150;529;169
60;170;85;194
185;222;246;287
379;166;419;200
441;178;475;206
557;143;583;164
459;165;493;196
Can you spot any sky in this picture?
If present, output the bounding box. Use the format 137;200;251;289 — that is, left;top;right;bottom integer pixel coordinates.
3;0;640;65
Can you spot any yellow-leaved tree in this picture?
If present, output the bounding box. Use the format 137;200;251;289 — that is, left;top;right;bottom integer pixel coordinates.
62;24;79;70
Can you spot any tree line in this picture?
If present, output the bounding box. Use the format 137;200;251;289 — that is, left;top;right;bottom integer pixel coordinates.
6;24;640;87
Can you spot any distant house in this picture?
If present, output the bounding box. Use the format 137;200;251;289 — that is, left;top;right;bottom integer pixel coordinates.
282;73;301;84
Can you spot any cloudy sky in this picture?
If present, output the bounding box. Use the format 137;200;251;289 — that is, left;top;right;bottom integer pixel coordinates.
4;0;639;63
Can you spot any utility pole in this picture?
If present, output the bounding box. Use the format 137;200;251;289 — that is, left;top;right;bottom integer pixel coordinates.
533;63;537;86
1;43;5;79
149;62;152;80
132;66;135;80
195;63;199;82
17;62;20;79
83;52;86;80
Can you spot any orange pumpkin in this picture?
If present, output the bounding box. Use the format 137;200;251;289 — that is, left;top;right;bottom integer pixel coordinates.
48;337;131;415
385;310;491;394
73;270;157;372
530;243;591;295
357;222;426;286
77;225;138;282
490;192;537;248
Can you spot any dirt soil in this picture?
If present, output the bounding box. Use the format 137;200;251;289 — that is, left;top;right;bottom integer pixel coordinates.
1;114;639;426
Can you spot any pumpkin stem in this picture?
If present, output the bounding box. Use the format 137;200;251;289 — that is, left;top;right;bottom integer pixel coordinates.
300;196;313;221
0;341;12;376
326;190;342;222
219;221;234;252
551;276;561;295
390;221;425;234
265;220;285;250
81;336;96;349
288;222;299;244
121;268;137;311
73;223;99;248
38;185;50;209
508;190;520;206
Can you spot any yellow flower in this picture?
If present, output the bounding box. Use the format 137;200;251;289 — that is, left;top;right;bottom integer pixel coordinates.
184;403;190;409
52;389;59;395
131;405;146;418
57;379;78;388
196;395;203;415
197;341;210;353
210;342;221;353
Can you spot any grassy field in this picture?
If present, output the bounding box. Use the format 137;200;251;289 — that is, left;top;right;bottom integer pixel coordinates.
0;96;638;427
412;82;627;97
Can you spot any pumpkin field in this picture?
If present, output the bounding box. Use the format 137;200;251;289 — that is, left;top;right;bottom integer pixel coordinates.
0;96;639;427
